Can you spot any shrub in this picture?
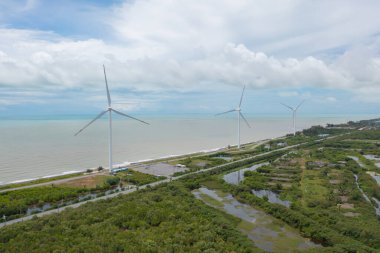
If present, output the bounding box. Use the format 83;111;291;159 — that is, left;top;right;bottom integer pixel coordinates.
106;177;120;186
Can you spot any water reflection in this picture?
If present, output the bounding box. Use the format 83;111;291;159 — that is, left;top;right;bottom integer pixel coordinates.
364;155;380;168
193;187;319;252
367;172;380;184
251;189;291;208
26;203;52;215
354;174;380;216
372;197;380;216
223;163;268;185
347;156;365;168
217;155;233;161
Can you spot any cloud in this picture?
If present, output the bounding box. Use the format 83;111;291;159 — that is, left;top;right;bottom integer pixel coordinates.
111;0;380;57
278;91;299;97
0;30;379;102
0;0;380;109
326;96;337;102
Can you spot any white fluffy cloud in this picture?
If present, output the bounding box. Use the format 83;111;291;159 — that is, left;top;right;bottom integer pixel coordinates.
0;0;380;105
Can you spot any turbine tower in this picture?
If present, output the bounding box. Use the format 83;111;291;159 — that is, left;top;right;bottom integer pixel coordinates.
216;86;251;149
281;100;304;136
75;65;149;173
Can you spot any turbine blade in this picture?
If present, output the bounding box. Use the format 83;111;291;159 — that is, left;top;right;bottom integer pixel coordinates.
240;112;251;128
280;103;294;111
215;109;236;116
112;109;150;125
103;65;111;107
296;100;305;110
74;110;108;136
239;85;245;107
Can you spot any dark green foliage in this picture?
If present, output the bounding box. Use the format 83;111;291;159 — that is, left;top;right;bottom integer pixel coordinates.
302;125;348;136
243;171;268;190
232;189;376;252
122;170;165;186
0;183;261;253
105;177;120;186
0;186;88;219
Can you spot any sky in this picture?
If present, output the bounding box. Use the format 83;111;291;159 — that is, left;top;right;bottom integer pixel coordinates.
0;0;379;118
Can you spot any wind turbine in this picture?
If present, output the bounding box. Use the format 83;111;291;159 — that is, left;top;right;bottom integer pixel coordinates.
281;100;304;136
216;86;251;149
74;65;149;173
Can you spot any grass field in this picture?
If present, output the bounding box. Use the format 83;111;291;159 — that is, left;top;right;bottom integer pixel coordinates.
57;175;111;188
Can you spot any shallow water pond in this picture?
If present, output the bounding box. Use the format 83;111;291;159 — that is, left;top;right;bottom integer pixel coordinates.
216;155;233;161
223;163;268;185
251;189;291;208
354;174;380;216
192;187;319;252
223;162;291;208
347;156;366;168
364;155;380;168
367;172;380;185
26;203;52;215
372;197;380;216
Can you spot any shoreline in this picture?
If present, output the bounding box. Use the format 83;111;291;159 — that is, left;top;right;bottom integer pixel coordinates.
0;137;276;187
0;115;371;186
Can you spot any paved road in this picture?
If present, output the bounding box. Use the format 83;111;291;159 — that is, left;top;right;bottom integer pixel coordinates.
0;133;345;228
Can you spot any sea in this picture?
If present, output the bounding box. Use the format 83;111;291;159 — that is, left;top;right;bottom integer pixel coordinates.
0;114;376;185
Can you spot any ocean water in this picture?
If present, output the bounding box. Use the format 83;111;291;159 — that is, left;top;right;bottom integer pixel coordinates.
0;114;375;184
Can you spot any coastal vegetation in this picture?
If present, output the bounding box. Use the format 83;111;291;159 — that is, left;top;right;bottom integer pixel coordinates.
0;170;165;221
1;119;380;252
0;183;261;253
117;170;165;186
0;172;84;191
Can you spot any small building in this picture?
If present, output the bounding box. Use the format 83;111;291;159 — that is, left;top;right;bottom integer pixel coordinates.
111;167;128;174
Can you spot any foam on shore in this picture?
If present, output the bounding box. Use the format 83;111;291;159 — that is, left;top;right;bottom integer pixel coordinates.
1;140;259;186
115;145;228;168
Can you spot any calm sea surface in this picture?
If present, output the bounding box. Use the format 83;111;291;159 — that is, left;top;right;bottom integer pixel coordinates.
0;115;375;184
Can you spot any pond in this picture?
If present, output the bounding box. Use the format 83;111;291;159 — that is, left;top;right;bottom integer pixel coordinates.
216;155;233;161
363;155;380;168
364;154;380;161
354;174;371;203
367;172;380;185
347;156;365;168
26;203;52;215
223;162;269;185
223;162;291;208
192;187;320;252
354;174;380;216
372;197;380;216
251;189;291;208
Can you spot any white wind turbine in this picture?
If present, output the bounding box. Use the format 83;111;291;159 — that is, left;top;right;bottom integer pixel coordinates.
281;100;304;136
216;86;251;149
75;65;149;172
